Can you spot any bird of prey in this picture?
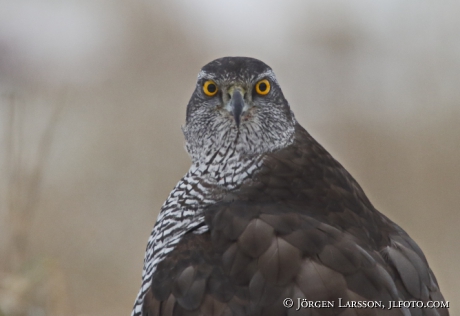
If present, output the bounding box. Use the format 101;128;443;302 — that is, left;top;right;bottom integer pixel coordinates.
132;57;448;316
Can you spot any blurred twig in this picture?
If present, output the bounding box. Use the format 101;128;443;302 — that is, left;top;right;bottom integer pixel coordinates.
0;91;71;316
4;92;64;270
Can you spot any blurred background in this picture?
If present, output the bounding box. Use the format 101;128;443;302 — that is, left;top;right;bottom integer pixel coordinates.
0;1;458;315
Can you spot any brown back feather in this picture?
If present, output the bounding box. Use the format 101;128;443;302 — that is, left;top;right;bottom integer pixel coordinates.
143;124;448;316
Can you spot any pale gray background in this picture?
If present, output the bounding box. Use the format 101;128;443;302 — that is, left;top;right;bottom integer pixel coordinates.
0;1;458;315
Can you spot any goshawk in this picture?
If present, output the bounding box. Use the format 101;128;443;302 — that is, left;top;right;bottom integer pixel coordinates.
132;57;448;316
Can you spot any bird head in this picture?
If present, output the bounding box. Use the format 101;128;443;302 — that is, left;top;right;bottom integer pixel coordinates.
183;57;296;163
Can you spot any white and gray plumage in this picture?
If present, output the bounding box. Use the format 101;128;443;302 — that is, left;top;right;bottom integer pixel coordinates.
132;57;448;316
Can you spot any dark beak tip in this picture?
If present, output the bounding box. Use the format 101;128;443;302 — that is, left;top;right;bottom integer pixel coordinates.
231;90;244;127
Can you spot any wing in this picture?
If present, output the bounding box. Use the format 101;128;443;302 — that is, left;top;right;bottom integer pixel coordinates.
142;200;447;316
142;124;448;316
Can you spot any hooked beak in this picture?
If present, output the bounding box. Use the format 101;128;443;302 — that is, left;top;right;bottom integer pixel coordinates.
226;87;245;128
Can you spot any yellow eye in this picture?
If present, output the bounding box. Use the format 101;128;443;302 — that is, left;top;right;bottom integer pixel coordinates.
255;79;270;95
203;80;218;96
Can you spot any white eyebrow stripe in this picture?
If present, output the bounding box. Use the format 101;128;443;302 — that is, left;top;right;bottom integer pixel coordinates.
197;70;217;80
197;70;206;80
197;69;278;84
256;70;278;84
